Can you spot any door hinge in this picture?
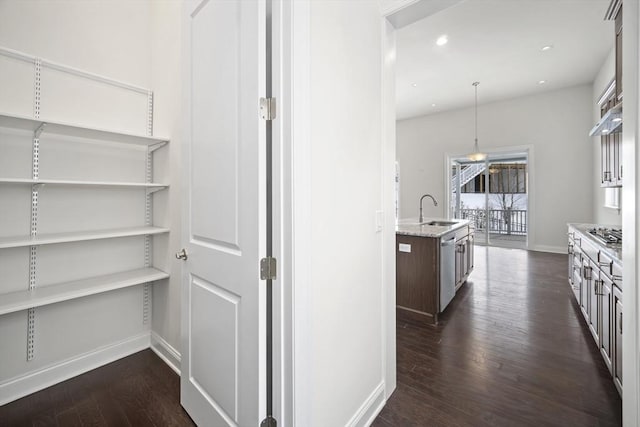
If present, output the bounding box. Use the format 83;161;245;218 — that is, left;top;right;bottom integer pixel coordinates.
260;257;277;280
260;97;276;121
261;416;277;427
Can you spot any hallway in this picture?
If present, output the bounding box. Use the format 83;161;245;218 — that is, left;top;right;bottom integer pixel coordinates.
374;246;622;426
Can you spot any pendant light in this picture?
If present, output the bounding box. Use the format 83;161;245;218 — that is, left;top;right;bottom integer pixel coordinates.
467;81;487;161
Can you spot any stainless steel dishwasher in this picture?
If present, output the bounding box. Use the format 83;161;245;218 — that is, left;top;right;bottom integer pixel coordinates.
440;234;456;311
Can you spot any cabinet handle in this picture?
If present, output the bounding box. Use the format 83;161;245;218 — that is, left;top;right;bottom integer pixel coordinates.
595;279;604;296
613;274;622;281
568;244;574;254
620;312;623;335
583;266;592;280
604;171;612;182
620;165;623;178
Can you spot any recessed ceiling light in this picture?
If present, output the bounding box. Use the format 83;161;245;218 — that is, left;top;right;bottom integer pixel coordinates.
412;83;418;87
602;129;609;133
432;103;437;107
538;80;546;85
436;35;448;46
541;45;553;51
612;117;622;122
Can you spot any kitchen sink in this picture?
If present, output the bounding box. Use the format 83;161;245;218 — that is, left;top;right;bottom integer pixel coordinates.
426;221;457;226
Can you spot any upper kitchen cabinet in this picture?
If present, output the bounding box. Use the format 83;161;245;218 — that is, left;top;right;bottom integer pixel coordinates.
591;0;623;188
609;0;623;101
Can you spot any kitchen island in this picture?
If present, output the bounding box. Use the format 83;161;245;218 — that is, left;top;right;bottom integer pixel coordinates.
396;218;473;325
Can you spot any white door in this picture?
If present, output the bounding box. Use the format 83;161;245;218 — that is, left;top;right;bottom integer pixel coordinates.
181;0;266;426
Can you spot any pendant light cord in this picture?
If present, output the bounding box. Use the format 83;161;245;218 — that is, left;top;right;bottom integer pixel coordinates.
473;81;479;145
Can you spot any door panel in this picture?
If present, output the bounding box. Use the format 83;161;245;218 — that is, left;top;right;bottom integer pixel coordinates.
614;286;622;394
588;260;599;344
182;0;265;425
599;274;612;374
191;0;240;248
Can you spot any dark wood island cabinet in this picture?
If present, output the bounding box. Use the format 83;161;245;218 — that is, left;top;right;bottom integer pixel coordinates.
396;221;473;325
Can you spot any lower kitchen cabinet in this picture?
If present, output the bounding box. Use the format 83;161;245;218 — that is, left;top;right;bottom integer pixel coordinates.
568;224;622;396
599;273;613;374
614;285;623;394
454;227;473;291
396;224;474;325
588;259;600;344
580;257;591;322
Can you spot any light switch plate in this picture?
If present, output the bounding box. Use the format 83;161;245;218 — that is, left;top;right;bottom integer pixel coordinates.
375;210;384;232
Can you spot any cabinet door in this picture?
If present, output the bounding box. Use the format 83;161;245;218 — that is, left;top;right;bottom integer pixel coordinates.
599;274;613;374
588;260;599;344
601;131;612;187
615;5;622;100
580;258;590;320
614;285;622;395
455;242;463;286
613;133;622;186
466;233;474;274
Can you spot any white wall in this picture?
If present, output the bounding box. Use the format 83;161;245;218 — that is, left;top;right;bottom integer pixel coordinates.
148;0;183;370
592;48;623;226
294;0;387;425
397;84;594;252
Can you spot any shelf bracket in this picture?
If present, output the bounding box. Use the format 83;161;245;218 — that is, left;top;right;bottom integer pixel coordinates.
145;186;167;196
34;123;46;139
148;141;167;153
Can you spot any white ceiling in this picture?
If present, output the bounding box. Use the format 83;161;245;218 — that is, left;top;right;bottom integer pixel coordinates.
396;0;614;120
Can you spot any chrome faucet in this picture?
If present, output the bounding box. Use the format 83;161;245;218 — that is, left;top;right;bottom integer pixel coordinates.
419;194;438;223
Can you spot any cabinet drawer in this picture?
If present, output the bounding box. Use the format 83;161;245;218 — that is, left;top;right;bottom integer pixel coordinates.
454;226;469;241
581;237;599;263
598;251;615;277
612;260;623;290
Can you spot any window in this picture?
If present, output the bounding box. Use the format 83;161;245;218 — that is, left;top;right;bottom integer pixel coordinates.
604;188;620;210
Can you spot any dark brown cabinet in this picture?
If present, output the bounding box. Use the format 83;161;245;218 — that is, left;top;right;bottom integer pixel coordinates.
396;225;473;325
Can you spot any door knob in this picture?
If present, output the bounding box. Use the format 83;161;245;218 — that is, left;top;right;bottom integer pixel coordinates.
175;248;188;260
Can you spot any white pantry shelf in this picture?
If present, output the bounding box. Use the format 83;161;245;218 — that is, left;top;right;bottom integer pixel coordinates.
0;226;170;249
0;112;169;146
0;267;169;316
0;178;168;189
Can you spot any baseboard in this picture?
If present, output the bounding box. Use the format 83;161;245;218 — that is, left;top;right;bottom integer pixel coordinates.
530;244;566;254
345;381;386;427
0;332;150;406
150;331;181;375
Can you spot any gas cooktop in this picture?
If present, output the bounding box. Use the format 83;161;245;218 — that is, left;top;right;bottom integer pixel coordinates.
588;227;622;246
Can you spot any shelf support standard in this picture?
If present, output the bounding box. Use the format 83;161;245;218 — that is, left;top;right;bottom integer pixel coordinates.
142;91;154;326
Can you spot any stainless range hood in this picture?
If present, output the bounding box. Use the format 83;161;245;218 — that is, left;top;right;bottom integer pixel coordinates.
590;103;622;137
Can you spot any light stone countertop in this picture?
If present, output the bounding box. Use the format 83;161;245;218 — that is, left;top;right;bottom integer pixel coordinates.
396;217;471;238
568;223;622;264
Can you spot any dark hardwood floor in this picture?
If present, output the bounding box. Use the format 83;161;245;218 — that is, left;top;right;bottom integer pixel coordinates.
374;246;622;427
0;349;195;427
1;247;622;426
